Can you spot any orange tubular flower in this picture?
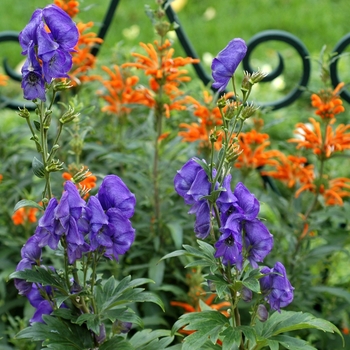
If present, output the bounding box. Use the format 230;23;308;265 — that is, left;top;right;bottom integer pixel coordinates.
54;0;79;18
0;74;8;86
12;207;38;226
234;129;281;171
69;22;103;85
296;177;350;206
121;39;199;117
179;91;234;150
289;118;350;158
261;154;315;189
100;65;151;116
62;168;97;199
311;82;345;119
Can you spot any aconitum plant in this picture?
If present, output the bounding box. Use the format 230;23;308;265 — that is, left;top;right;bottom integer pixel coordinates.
19;4;79;100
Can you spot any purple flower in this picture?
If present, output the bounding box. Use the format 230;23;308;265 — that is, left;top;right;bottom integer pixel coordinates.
21;234;42;262
211;38;247;92
19;4;78;100
189;200;211;239
260;262;294;312
230;182;260;222
215;218;243;269
55;181;87;246
14;258;34;295
244;219;273;268
97;175;136;219
21;49;46;101
87;175;136;260
27;284;53;324
35;197;61;250
257;304;269;322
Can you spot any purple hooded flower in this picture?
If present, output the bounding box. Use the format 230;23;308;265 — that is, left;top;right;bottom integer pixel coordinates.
19;4;78;100
211;38;247;92
215;218;243;269
21;49;46;101
21;234;42;262
230;182;260;222
87;175;136;260
35;197;61;250
27;284;53;324
97;175;136;219
55;181;87;246
189;200;211;239
260;262;294;312
244;219;273;268
14;258;34;295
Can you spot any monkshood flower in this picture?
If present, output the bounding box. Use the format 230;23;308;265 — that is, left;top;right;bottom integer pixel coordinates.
26;283;53;324
214;218;243;269
14;234;42;295
87;175;136;260
19;4;78;100
260;261;294;312
174;158;217;239
211;38;247;92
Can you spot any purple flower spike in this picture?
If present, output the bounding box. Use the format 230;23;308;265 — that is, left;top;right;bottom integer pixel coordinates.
21;234;42;262
211;38;247;92
244;219;273;268
97;175;136;219
260;262;294;312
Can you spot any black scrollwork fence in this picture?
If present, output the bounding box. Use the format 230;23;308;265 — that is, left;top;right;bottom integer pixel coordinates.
1;0;349;110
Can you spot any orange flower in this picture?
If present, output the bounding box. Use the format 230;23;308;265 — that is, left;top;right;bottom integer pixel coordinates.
289;118;350;158
54;0;79;18
296;177;350;206
12;207;38;226
179;91;234;149
69;22;103;85
311;82;345;119
100;65;151;115
234;129;281;171
0;174;3;182
261;154;315;189
122;40;199;117
62;167;97;199
171;293;230;336
0;74;8;86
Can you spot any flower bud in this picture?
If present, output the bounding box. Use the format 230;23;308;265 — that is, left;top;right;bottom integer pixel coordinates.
53;80;73;92
217;96;227;109
59;106;80;124
18;107;31;119
257;304;269;322
45;159;64;173
241;103;259;120
241;287;253;303
112;319;132;334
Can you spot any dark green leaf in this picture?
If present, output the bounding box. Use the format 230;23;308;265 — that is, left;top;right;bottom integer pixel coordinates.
13;199;43;213
99;336;134;350
270;335;316;350
32;156;45;178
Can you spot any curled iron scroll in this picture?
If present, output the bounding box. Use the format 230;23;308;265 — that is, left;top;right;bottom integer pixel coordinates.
242;30;311;110
330;33;350;103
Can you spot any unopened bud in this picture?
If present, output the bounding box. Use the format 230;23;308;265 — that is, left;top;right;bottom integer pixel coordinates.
45;159;64;173
241;287;253;303
241;103;259;120
257;304;269;322
59;106;80;124
217;96;227;109
53;80;73;92
18;107;30;119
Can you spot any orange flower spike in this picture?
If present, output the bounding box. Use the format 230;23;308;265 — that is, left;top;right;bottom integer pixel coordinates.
54;0;79;17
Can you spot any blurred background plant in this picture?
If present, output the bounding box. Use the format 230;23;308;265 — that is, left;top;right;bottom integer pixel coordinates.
0;0;350;349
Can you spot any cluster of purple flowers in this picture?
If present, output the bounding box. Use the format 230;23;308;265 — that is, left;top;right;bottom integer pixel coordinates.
14;175;136;322
19;4;79;101
174;157;294;311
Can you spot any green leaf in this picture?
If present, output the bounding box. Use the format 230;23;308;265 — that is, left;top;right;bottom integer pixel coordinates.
167;221;183;249
74;313;101;334
99;337;134;350
159;249;187;261
148;257;165;287
270;335;316;350
129;329;174;349
257;311;344;346
13;199;43;213
9;267;67;292
221;327;241;350
266;339;279;350
205;274;229;298
310;285;350;304
32;156;45;178
16;315;94;349
172;310;228;350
